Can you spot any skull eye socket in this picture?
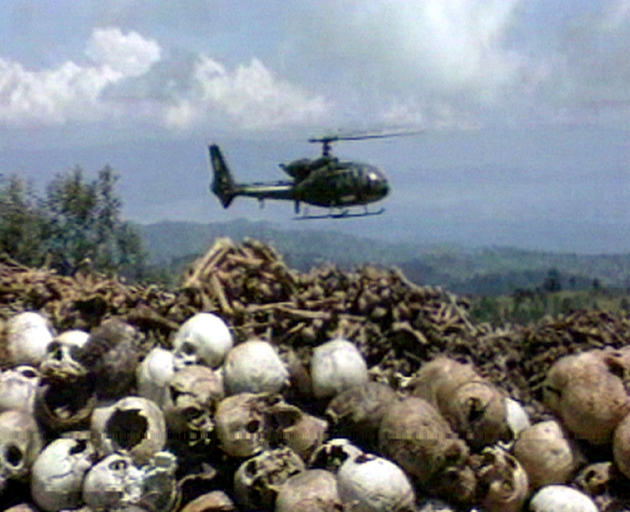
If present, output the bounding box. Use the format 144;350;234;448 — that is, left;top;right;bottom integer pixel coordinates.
246;419;260;433
169;386;183;403
5;444;23;467
47;341;63;360
180;341;196;356
20;368;38;379
109;459;128;471
183;406;202;421
70;439;88;455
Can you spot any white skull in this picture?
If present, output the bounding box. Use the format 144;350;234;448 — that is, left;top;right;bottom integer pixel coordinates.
82;451;178;512
529;485;598;512
31;438;95;512
39;330;89;382
91;397;166;466
172;313;233;370
310;338;368;400
162;364;224;447
0;366;40;415
336;452;416;512
309;438;364;473
223;340;289;396
136;347;175;408
0;410;43;492
7;312;54;367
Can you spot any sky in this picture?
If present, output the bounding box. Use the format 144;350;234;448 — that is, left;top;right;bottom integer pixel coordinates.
0;1;629;253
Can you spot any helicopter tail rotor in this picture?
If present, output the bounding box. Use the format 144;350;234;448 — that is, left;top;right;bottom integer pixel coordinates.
209;145;237;208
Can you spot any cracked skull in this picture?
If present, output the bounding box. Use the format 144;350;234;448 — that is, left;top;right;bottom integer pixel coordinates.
0;410;43;493
163;364;224;447
91;396;166;466
31;437;95;512
215;393;271;458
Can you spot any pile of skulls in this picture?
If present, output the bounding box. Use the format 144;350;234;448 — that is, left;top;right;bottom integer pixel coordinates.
1;239;630;511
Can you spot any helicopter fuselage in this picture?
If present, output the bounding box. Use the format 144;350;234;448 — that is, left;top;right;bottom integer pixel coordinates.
230;160;389;207
209;145;390;217
291;159;389;208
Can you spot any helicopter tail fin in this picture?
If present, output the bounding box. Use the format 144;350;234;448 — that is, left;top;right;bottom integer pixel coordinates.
209;144;237;208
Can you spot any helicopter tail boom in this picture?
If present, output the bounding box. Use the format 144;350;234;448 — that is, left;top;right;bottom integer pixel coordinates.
209;145;237;208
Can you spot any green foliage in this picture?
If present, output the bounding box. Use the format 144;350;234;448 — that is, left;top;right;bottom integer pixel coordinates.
0;167;147;280
0;175;47;267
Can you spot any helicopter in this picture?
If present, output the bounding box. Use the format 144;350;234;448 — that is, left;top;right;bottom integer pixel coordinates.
209;131;413;220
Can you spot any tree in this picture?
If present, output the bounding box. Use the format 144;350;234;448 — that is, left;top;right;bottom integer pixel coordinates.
33;166;147;279
0;175;47;266
542;268;562;293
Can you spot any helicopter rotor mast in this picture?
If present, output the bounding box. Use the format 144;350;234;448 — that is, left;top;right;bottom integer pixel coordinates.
308;129;422;157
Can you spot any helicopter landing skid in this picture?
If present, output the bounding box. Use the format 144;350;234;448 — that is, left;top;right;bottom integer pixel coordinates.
295;207;385;220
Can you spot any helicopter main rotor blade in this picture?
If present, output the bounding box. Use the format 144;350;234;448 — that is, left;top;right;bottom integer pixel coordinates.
308;129;423;145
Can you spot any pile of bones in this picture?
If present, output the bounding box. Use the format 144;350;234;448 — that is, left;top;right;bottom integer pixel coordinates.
0;238;630;511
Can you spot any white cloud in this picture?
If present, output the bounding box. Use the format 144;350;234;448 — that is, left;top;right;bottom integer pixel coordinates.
0;27;328;131
174;56;328;130
543;0;630;123
0;28;155;126
290;0;527;127
86;27;161;77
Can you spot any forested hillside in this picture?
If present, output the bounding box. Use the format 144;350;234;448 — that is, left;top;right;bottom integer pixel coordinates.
138;220;630;296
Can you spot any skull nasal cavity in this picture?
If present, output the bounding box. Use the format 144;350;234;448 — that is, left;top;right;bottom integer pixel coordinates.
106;409;148;451
5;444;23;466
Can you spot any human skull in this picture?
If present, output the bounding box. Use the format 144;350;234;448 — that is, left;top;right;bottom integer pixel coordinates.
136;347;175;408
379;397;475;505
39;330;89;383
543;350;630;444
575;462;613;498
34;376;97;433
2;505;39;512
409;358;508;450
91;397;166;466
326;382;397;451
336;452;416;512
513;419;584;491
83;454;178;512
214;393;270;458
233;447;305;510
30;438;95;512
82;453;144;510
163;364;224;447
265;399;328;461
172;313;233;370
310;339;368;400
504;397;531;440
275;469;342;512
6;312;54;367
0;366;40;415
179;491;236;512
223;340;289;396
309;438;364;473
0;410;43;492
79;319;142;399
474;445;528;512
529;485;598;512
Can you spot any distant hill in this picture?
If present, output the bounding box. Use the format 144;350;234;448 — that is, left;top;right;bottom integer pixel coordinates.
136;218;426;269
136;219;630;296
